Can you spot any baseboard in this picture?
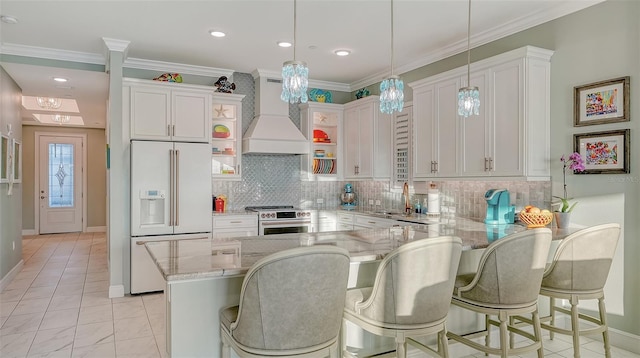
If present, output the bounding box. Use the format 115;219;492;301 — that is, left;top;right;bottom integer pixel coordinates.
86;226;107;233
109;285;125;298
598;326;640;354
21;229;36;236
0;260;24;292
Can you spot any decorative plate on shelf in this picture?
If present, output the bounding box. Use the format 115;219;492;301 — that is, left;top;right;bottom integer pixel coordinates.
213;124;230;138
309;88;332;103
313;129;330;143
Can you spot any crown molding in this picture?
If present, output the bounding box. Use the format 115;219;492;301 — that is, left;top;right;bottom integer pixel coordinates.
252;68;350;92
0;43;105;65
350;0;605;91
123;57;233;78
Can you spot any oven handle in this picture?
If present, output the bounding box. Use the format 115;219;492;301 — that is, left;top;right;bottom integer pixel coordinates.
261;220;312;226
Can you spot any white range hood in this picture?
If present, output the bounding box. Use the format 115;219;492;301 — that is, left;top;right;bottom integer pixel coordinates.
242;74;309;155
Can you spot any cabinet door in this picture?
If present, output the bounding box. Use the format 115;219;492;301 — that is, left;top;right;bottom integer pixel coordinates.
393;105;412;186
357;104;374;178
211;95;245;180
434;79;459;177
461;70;491;176
490;60;523;176
343;107;361;178
172;90;210;143
412;85;436;179
299;103;343;181
130;86;171;140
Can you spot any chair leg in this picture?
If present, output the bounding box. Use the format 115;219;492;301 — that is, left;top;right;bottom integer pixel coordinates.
221;335;231;358
532;310;544;358
341;318;347;357
549;297;555;340
439;328;449;358
598;296;612;358
509;316;515;349
570;296;580;358
499;313;509;358
395;336;407;358
485;314;491;355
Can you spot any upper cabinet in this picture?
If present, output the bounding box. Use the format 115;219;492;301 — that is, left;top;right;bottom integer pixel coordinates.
211;93;245;180
409;46;553;181
126;79;211;143
299;102;344;181
343;96;392;180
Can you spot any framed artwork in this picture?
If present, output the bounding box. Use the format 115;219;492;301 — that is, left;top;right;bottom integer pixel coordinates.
574;129;630;174
574;76;629;126
12;139;22;183
0;134;8;183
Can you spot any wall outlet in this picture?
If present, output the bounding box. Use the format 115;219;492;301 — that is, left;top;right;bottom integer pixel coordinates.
316;198;324;204
375;199;381;206
368;199;374;205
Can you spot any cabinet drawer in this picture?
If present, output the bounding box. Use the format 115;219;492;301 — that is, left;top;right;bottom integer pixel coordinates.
354;215;397;228
213;215;258;229
337;212;354;224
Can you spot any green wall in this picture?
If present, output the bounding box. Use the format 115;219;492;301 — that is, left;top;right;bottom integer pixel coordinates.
0;67;23;281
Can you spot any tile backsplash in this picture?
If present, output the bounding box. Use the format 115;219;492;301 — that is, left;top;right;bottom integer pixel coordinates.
213;72;551;216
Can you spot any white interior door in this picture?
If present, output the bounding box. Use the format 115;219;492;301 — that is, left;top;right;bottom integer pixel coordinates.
39;135;84;234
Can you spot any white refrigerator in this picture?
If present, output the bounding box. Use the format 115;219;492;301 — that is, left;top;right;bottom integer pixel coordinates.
130;140;212;293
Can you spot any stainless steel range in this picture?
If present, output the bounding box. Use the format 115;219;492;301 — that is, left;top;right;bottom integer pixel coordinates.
245;206;313;235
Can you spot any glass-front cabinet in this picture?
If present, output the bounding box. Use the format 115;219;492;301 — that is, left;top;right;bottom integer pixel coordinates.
299;102;344;181
211;93;245;180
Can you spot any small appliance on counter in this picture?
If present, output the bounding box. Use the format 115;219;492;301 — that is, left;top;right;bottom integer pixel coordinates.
484;189;515;225
340;183;357;210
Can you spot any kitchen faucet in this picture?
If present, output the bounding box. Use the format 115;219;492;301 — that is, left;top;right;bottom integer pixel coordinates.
403;182;411;215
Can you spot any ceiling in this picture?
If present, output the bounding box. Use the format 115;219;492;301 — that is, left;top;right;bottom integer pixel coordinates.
0;0;604;129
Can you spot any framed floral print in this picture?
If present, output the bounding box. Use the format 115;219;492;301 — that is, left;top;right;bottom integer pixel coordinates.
574;129;630;174
574;76;629;126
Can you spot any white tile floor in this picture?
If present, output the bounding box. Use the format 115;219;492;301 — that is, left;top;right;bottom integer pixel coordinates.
1;232;638;357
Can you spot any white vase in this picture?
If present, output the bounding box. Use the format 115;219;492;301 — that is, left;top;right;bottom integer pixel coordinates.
554;212;571;229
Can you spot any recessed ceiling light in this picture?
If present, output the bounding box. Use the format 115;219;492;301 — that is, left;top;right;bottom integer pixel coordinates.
335;49;351;56
0;15;18;24
209;30;226;38
53;77;68;82
278;41;292;48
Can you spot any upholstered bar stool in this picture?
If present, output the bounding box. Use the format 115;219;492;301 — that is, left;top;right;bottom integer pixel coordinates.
343;236;463;358
447;228;552;358
537;223;621;358
220;246;350;358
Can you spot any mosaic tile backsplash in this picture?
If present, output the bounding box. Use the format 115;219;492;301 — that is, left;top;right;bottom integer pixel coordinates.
213;72;551;217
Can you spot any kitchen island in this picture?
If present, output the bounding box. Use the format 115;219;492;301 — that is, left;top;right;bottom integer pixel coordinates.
145;218;572;357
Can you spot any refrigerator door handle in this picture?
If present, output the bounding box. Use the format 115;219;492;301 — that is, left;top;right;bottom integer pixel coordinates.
169;149;174;227
175;149;180;227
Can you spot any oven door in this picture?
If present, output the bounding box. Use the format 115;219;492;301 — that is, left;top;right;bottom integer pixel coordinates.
259;220;313;235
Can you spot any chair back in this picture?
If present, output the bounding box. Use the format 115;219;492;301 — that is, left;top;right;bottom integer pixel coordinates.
456;228;552;307
230;245;350;352
355;236;463;327
542;223;620;292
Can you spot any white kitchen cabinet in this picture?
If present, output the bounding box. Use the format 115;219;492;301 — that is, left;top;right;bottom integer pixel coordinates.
411;78;459;178
212;214;258;239
409;46;553;180
299;102;344;181
337;211;354;231
314;210;337;232
126;78;211;143
211;93;245;180
343;96;391;180
353;214;400;230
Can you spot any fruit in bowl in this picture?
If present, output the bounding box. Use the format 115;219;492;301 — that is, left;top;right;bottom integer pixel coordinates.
519;205;553;228
213;124;230;138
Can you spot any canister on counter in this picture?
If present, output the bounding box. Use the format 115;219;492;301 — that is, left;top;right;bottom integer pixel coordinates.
215;197;225;213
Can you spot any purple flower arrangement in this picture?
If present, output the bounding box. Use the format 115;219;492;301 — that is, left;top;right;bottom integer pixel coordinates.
554;152;585;212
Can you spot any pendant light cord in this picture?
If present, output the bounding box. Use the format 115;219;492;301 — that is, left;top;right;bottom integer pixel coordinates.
293;0;297;61
466;0;471;84
390;0;395;76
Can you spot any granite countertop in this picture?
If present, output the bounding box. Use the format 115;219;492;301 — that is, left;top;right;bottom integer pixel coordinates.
212;210;258;216
144;218;576;282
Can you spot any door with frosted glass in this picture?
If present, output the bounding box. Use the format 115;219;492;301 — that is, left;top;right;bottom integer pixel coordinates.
39;136;83;233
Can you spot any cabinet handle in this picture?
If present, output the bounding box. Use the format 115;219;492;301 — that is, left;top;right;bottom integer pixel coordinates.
484;157;489;171
432;161;438;173
489;158;493;171
172;125;176;137
175;149;180;226
167;124;171;137
367;221;377;224
355;165;359;175
236;164;240;176
230;221;242;224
